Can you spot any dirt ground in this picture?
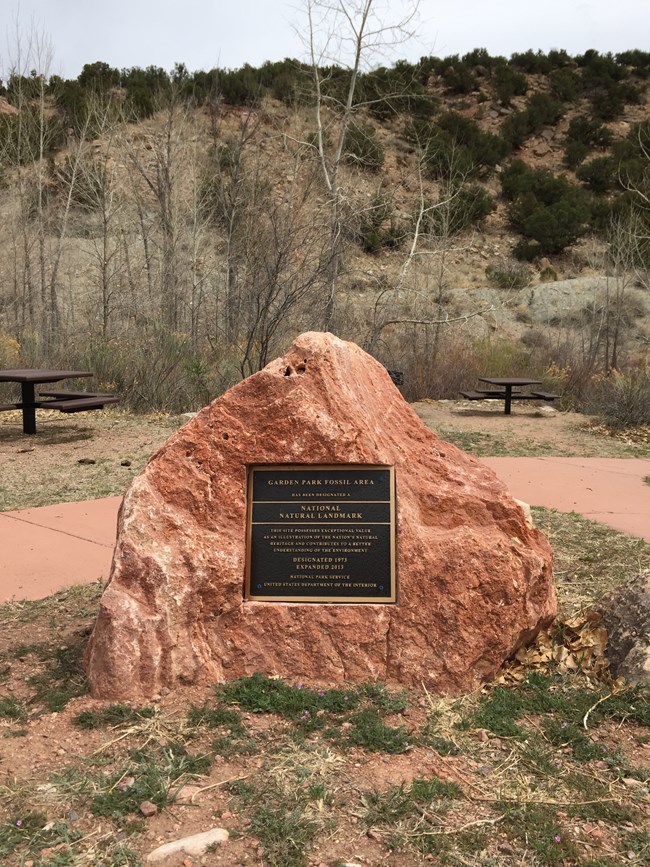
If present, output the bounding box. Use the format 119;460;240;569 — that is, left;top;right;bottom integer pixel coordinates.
412;399;650;458
0;404;649;866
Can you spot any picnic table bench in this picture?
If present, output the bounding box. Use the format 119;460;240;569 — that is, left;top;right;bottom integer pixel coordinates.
460;377;558;415
0;369;119;434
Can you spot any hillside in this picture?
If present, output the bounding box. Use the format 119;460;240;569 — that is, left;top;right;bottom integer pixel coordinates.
0;49;649;415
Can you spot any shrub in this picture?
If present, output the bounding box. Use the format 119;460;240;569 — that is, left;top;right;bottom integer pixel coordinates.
443;63;478;94
78;61;121;91
503;161;592;254
407;114;508;179
525;92;564;127
539;265;558;282
423;184;495;235
501;93;563;148
501;110;531;149
570;114;613;145
563;116;613;168
549;68;582;102
513;240;543;261
510;50;552;75
355;190;406;253
343;123;384;171
0;112;65;165
485;260;532;290
616;49;650;78
509;192;591;254
576;156;616;193
358;63;438;120
564;139;591;170
436;112;509;167
548;49;572;68
493;64;528;105
586;368;650;428
214;64;262;106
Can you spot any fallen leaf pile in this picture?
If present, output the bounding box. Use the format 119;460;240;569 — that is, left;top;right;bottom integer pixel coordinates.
498;610;612;685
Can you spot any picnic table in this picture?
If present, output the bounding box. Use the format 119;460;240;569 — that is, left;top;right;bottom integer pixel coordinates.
0;369;119;434
460;377;557;415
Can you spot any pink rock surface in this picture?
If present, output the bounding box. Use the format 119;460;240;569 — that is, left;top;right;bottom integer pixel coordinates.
86;332;555;698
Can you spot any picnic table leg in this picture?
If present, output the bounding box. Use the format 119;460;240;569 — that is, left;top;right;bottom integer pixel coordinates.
20;382;36;434
504;385;513;416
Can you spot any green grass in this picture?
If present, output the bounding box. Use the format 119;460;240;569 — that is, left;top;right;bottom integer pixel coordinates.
532;507;650;611
215;673;413;752
0;812;81;861
0;696;27;721
436;426;558;456
55;742;213;820
249;802;319;867
26;635;89;712
362;778;465;858
500;804;580;865
332;708;412;753
459;673;650;739
73;704;158;729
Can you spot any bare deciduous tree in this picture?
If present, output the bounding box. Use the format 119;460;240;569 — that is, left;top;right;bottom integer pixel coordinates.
301;0;420;328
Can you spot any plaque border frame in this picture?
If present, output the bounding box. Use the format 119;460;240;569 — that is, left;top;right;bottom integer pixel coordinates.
244;464;396;604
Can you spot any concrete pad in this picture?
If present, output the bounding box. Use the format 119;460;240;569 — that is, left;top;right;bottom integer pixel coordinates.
0;497;121;603
483;457;650;543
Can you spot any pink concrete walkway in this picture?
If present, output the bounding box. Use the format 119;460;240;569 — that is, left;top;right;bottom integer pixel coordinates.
1;458;649;603
0;497;121;603
482;457;650;543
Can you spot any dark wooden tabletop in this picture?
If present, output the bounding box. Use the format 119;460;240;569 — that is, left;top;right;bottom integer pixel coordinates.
0;369;93;384
478;377;542;386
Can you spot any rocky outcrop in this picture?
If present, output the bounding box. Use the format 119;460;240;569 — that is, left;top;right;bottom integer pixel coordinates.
86;332;556;698
599;569;650;689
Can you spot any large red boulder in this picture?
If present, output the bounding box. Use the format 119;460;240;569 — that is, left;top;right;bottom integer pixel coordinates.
86;332;555;698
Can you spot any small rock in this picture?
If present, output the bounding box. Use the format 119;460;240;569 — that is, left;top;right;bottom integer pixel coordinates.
366;829;382;841
77;457;96;465
147;828;228;862
139;800;158;817
121;460;132;467
622;777;645;789
628;852;637;861
477;729;489;743
175;784;202;802
533;143;551;157
498;843;515;855
160;686;170;696
68;810;79;822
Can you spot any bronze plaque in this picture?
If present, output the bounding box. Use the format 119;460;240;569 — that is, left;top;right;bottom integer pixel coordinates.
245;465;396;603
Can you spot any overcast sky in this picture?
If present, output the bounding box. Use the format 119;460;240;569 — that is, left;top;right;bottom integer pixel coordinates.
3;0;649;81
